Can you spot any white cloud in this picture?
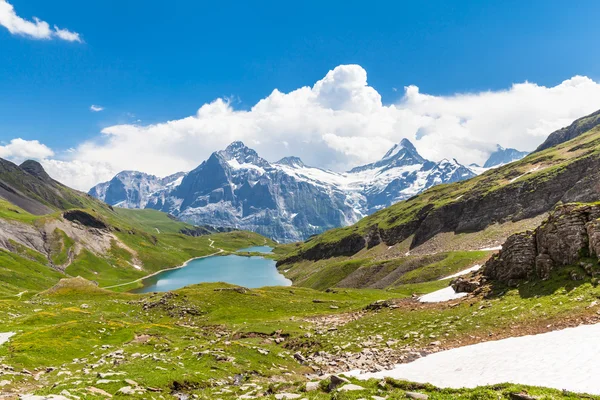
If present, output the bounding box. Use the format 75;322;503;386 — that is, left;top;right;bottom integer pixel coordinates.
8;65;600;191
0;0;81;42
0;138;54;164
90;105;104;112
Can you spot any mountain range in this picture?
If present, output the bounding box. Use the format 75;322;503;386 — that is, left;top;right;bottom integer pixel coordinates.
89;139;527;242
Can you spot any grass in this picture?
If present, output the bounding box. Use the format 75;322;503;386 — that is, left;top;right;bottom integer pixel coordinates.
281;250;491;291
396;250;489;284
2;264;600;398
0;250;62;297
49;228;75;265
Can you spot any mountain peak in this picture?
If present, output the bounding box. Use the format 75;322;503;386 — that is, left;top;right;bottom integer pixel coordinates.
349;138;426;173
483;145;528;168
20;160;52;182
219;141;271;169
225;141;248;152
382;138;418;160
276;156;305;168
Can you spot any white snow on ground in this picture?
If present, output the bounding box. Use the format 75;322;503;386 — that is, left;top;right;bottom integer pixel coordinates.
438;265;481;281
479;245;502;251
0;332;15;346
348;322;600;395
418;286;467;303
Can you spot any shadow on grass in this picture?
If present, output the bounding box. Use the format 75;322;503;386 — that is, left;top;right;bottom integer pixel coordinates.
486;263;593;299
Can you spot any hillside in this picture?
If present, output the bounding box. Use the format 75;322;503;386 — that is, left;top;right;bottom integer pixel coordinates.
0;158;273;296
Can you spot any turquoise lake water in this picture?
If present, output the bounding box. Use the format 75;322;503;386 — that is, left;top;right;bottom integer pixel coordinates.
236;246;273;253
133;254;290;293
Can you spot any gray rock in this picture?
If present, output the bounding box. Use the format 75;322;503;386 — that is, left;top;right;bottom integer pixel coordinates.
338;383;366;392
406;392;429;399
328;375;350;391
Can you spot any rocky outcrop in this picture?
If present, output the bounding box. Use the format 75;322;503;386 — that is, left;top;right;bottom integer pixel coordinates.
481;203;600;286
63;210;109;230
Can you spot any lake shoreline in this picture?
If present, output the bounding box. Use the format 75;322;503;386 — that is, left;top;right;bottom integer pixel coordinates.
102;249;225;290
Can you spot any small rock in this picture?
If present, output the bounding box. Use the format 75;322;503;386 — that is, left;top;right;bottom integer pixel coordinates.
117;386;136;395
338;383;365;392
509;393;539;400
328;375;350;391
86;387;113;398
406;392;429;399
274;394;302;399
305;381;320;392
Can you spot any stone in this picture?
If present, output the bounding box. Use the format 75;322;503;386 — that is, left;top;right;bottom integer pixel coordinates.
86;387;113;398
509;393;539;400
405;392;429;399
274;394;302;399
305;381;320;392
293;352;306;363
117;386;136;395
328;375;350;391
338;383;365;392
451;276;480;293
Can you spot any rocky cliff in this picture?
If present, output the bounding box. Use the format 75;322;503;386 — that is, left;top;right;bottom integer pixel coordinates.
453;203;600;291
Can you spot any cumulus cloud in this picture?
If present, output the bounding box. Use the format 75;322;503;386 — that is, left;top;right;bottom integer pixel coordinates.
0;0;81;42
0;138;54;164
9;65;600;191
90;105;104;112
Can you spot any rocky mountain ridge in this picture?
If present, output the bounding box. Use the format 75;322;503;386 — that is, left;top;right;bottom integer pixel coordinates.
90;139;481;242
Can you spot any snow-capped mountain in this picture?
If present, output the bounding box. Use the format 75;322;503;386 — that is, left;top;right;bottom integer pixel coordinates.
89;140;476;242
483;145;529;168
89;170;186;209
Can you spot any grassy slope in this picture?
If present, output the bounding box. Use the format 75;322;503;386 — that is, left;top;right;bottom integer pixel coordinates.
0;200;272;296
281;248;492;291
1;265;600;399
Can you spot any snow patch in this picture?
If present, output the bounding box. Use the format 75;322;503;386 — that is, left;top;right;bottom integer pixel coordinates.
349;322;600;395
438;265;481;281
419;286;467;303
0;332;15;346
479;245;502;251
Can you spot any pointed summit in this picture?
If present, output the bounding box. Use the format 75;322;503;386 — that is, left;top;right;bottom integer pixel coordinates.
382;138;419;160
219;141;270;169
349;138;425;173
483;144;528;168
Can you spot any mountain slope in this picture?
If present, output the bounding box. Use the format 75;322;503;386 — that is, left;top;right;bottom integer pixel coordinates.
535;108;600;152
483;145;529;168
89;170;185;209
90;139;476;242
0;159;102;215
277;109;600;272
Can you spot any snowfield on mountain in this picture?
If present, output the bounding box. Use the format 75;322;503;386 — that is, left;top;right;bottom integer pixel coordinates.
90;140;526;242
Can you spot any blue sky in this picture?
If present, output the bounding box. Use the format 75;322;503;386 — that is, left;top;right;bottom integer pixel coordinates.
2;0;600;189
